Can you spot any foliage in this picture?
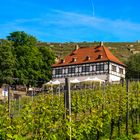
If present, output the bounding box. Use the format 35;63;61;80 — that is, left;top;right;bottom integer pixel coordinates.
0;39;15;84
14;45;43;85
7;31;37;47
38;46;55;85
126;53;140;78
0;82;140;139
5;31;55;86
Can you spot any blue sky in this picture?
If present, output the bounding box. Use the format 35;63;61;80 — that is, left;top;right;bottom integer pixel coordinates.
0;0;140;42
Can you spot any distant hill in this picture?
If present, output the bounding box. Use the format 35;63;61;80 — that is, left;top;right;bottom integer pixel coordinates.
37;41;140;63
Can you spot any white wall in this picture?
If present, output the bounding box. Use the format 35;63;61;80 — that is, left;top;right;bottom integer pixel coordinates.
109;74;121;82
52;74;108;83
109;62;125;78
52;62;109;78
52;62;125;83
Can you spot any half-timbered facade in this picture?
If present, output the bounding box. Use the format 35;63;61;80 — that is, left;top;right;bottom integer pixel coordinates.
52;43;126;83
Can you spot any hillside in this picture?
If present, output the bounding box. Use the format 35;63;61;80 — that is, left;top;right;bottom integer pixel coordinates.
37;41;140;63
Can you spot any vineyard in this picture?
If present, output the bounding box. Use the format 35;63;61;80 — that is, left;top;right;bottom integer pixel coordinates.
0;81;140;140
37;41;140;62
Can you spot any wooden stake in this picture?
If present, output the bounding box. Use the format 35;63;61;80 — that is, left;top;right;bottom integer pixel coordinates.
64;78;71;140
126;79;129;136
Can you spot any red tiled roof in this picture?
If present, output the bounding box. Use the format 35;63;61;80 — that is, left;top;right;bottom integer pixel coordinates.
52;45;125;67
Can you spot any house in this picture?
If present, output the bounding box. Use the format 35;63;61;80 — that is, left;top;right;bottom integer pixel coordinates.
52;42;126;83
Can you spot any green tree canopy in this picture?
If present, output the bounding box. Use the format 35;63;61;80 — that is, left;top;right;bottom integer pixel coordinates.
39;46;55;83
7;31;37;47
6;31;55;86
14;45;43;85
0;40;15;84
126;53;140;79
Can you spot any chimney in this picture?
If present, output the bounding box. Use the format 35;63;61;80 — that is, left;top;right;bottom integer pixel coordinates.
100;41;104;46
55;57;59;63
75;44;79;50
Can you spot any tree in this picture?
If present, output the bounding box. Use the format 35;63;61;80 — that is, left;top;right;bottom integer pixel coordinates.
39;46;55;85
126;53;140;79
0;40;15;84
14;45;43;85
7;31;55;86
7;31;37;47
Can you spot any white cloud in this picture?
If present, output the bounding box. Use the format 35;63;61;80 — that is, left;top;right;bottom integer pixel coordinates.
39;10;140;41
0;9;140;41
45;10;140;32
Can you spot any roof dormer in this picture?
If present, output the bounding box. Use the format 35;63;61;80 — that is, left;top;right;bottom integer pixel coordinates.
85;56;90;60
97;54;103;59
72;57;77;62
60;59;65;63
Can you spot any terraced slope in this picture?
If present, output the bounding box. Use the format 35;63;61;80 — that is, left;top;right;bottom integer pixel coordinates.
37;41;140;63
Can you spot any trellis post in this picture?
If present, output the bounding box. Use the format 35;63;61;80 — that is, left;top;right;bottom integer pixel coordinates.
8;85;11;117
64;77;71;140
126;79;129;136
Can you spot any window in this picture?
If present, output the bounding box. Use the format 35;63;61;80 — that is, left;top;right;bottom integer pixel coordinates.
85;56;90;60
119;68;123;74
82;65;90;72
97;54;102;59
72;58;76;62
64;68;67;74
96;64;104;71
68;67;75;74
55;69;62;75
112;65;117;72
92;65;95;71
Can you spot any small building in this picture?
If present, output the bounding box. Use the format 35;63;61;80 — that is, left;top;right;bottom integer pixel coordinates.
52;42;126;83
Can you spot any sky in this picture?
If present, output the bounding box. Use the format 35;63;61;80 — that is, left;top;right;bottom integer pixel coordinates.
0;0;140;42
